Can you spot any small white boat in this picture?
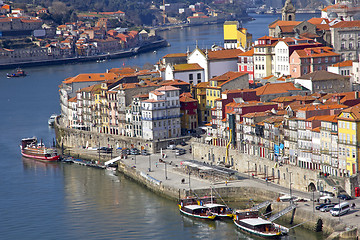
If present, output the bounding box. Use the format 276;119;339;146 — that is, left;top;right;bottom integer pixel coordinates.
48;114;58;126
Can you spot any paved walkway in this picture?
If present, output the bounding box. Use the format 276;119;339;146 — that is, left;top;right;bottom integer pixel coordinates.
67;144;360;231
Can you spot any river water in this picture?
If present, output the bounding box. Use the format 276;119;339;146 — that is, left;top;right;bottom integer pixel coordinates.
0;14;325;239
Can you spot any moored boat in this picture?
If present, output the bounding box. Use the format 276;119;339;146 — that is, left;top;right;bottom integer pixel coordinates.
20;137;60;161
199;196;233;218
233;209;288;238
7;68;26;78
48;114;58;126
178;197;216;220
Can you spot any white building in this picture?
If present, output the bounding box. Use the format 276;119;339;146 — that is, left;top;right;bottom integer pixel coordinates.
141;86;181;141
274;40;290;76
164;63;204;85
187;47;243;82
273;37;320;77
327;60;354;82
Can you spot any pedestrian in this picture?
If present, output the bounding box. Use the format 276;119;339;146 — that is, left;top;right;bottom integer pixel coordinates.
225;181;228;186
155;162;158;168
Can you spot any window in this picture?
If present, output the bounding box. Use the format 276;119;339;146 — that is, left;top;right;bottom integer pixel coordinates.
197;73;201;80
189;74;193;80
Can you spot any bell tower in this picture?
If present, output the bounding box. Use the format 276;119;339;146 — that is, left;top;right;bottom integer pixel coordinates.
282;0;296;21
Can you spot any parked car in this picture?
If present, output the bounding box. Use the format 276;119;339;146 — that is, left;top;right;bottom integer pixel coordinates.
320;191;335;197
167;144;176;150
337;194;352;200
179;141;187;146
176;148;186;156
316;203;331;210
141;150;150;156
320;204;335;212
330;202;350;216
99;147;113;153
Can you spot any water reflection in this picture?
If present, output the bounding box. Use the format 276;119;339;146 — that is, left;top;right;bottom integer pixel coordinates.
22;157;60;173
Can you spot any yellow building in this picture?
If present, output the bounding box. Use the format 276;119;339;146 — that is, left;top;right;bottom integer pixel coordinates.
223;21;252;51
337;106;360;176
206;80;221;108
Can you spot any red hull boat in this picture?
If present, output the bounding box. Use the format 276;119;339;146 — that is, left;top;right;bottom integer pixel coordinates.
20;137;60;161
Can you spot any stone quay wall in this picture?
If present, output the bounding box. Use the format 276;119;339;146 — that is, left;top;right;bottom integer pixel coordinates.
118;160;185;200
192;141;355;196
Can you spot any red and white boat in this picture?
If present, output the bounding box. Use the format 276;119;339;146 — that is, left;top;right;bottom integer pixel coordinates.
20;137;60;161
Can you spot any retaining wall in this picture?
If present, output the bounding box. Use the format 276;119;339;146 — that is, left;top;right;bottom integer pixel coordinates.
192;142;354;195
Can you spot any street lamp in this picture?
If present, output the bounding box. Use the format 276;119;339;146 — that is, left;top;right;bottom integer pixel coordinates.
247;160;250;178
148;154;151;172
188;171;191;189
289;172;293;201
165;161;168;180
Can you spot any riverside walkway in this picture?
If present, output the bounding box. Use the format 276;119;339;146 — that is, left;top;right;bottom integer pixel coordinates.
66;143;360;238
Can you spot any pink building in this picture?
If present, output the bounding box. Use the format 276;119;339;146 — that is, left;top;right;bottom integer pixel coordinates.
238;49;254;83
289;46;340;78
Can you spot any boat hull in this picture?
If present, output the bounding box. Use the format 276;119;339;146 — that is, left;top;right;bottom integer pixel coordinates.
233;220;283;238
178;205;216;220
21;151;60;161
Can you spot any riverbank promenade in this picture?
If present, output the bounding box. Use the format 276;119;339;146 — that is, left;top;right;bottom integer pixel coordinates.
67;142;360;238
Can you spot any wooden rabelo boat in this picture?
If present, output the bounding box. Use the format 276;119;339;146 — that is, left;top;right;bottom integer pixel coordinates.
233;209;288;238
199;196;233;218
178;197;216;220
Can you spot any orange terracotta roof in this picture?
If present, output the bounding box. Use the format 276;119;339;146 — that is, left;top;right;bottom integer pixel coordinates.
180;92;193;98
307;18;330;25
269;20;301;28
63;73;117;84
312;127;320;132
331;21;360;29
156;86;180;91
319;115;338;123
134;93;149;98
151;90;164;96
238;48;254;57
200;48;243;60
298;103;347;112
330;60;353;67
337;105;360;121
163;53;187;58
279;25;295;33
195;82;209;88
255;82;301;96
173;63;203;72
242;111;269;118
210;71;247;85
180;95;197;103
79;84;101;93
107;67;136;75
160;79;190;86
293;47;339;58
68;96;77;102
222;88;254;94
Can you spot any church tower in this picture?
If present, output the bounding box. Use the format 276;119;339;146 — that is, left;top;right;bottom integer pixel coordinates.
282;0;296;21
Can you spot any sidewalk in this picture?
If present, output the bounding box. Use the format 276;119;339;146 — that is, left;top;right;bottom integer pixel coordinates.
67;145;360;231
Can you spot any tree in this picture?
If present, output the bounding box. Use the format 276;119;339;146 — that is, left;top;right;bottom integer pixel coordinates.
70;11;78;22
